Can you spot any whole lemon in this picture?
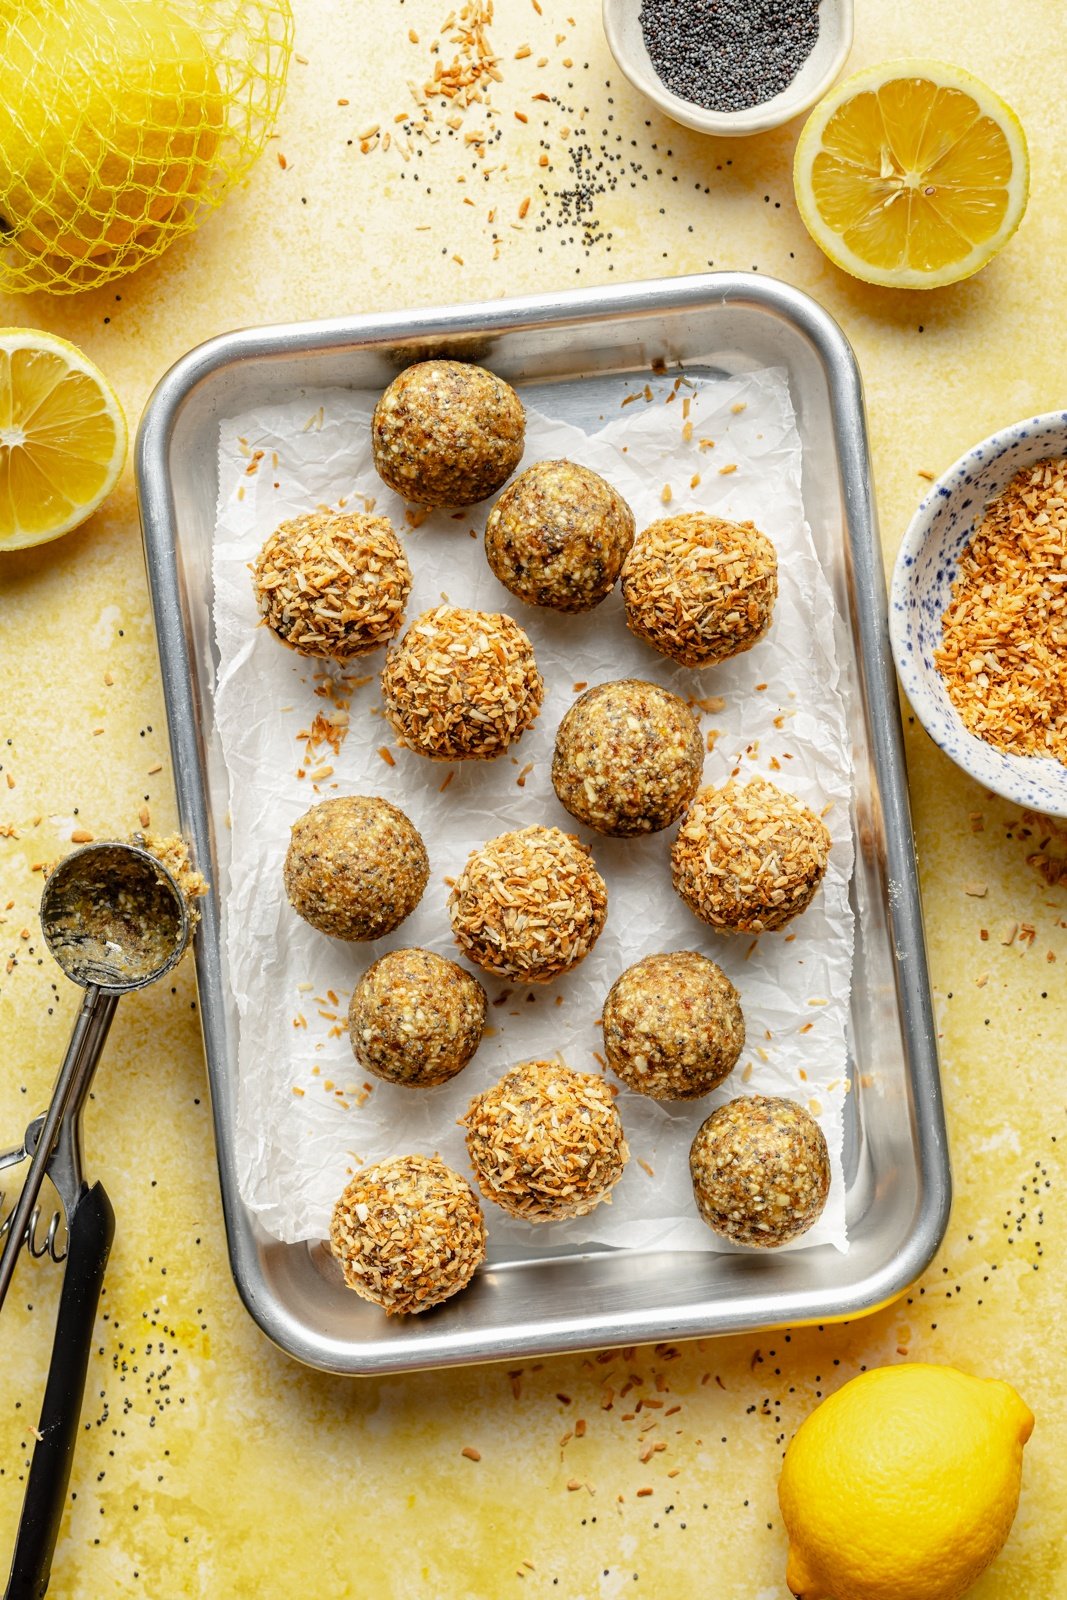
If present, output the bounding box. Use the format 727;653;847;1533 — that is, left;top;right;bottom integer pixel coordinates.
0;0;224;268
778;1363;1034;1600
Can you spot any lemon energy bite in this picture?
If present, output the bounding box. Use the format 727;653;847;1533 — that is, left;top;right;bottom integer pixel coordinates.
372;359;525;507
690;1095;830;1248
348;948;487;1088
621;513;777;668
672;777;830;934
330;1154;486;1314
552;679;704;836
485;459;635;612
448;825;607;983
283;795;428;941
603;951;744;1100
251;509;411;659
381;606;544;761
462;1060;629;1222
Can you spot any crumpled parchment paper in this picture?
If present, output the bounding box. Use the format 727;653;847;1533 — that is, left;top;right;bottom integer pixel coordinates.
213;365;854;1254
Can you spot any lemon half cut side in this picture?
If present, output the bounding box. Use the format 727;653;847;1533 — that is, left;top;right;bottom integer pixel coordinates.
794;60;1030;289
0;328;127;551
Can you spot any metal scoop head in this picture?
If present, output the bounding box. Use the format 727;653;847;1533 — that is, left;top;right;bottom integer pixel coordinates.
39;841;190;993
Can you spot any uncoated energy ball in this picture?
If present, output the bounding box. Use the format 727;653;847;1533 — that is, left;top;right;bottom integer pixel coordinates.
621;513;778;668
372;359;525;507
689;1095;830;1248
348;948;487;1087
552;678;704;836
602;951;745;1100
484;458;635;611
251;509;412;660
462;1059;629;1221
671;777;831;934
330;1154;486;1313
283;795;428;941
381;606;544;761
448;825;607;983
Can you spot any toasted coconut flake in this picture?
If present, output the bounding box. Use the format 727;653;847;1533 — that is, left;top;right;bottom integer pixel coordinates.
935;457;1067;762
621;513;777;668
448;825;607;982
330;1154;486;1314
671;778;830;934
252;510;411;660
382;605;543;761
462;1059;628;1221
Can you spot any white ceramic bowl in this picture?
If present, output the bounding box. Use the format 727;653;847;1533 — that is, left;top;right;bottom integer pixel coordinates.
602;0;853;137
890;411;1067;816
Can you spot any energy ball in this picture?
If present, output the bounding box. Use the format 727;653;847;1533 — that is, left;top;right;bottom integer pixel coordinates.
330;1154;486;1314
603;951;744;1100
372;359;525;507
462;1059;629;1222
448;825;607;983
348;947;487;1088
552;678;704;836
251;509;411;660
621;513;778;668
283;795;428;941
689;1095;830;1248
484;458;635;612
672;777;831;934
381;605;544;761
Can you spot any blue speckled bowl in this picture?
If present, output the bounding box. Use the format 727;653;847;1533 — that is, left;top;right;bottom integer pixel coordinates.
890;410;1067;817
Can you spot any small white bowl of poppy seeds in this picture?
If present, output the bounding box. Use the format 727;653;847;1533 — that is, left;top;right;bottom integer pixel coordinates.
602;0;853;138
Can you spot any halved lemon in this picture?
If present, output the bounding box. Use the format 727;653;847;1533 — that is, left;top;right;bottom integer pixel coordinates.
0;328;127;550
794;60;1029;290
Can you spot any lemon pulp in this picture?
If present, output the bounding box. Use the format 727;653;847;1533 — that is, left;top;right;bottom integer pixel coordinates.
794;61;1029;289
0;329;127;550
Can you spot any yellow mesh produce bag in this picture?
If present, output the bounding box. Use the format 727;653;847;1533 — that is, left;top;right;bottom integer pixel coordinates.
0;0;293;294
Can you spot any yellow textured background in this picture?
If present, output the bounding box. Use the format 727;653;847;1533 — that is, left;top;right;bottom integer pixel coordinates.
1;1;1065;1596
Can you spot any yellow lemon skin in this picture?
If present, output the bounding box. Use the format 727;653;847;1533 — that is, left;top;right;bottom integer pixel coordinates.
778;1363;1034;1600
0;0;224;267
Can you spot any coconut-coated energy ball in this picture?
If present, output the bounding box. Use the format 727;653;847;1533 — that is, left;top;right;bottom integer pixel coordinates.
251;509;412;660
621;513;778;668
603;951;745;1100
689;1095;830;1248
484;458;635;612
372;359;525;507
283;795;428;941
381;605;544;761
348;948;487;1088
330;1154;486;1314
462;1059;629;1222
448;825;607;983
552;679;704;836
671;777;830;934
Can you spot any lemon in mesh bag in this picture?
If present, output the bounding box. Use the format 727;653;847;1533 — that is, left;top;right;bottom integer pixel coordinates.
0;0;293;294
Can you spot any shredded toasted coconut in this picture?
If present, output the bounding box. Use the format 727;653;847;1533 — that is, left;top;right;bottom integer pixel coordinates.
935;457;1067;762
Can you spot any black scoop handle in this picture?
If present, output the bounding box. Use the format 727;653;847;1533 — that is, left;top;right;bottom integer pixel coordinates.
5;1182;114;1600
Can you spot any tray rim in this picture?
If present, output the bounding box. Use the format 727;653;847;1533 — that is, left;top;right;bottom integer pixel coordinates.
135;271;951;1374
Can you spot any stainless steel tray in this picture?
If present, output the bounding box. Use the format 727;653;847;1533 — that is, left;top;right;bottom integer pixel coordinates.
136;273;950;1375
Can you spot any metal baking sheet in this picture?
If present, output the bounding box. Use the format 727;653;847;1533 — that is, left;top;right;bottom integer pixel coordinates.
135;273;950;1375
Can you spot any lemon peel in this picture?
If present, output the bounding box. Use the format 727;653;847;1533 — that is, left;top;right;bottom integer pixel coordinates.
778;1363;1034;1600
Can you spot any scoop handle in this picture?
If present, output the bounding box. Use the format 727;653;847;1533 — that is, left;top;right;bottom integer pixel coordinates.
0;987;116;1314
4;1183;114;1600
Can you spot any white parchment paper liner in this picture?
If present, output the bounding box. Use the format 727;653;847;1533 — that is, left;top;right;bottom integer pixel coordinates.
212;368;854;1254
